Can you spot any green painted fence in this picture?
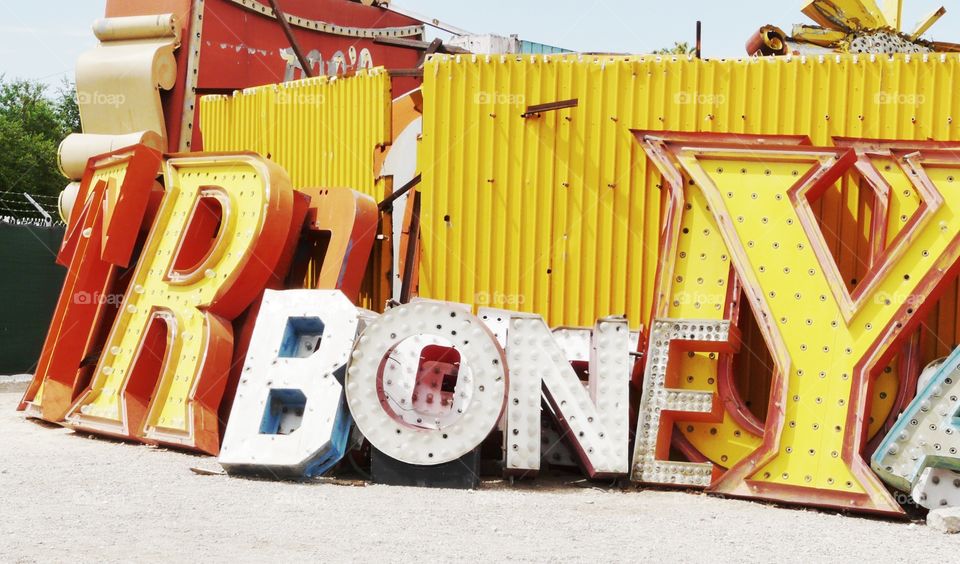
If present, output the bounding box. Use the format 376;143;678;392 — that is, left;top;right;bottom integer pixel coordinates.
0;222;65;374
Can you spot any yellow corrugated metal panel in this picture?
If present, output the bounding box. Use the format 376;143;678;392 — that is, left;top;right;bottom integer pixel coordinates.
200;68;392;199
418;53;960;329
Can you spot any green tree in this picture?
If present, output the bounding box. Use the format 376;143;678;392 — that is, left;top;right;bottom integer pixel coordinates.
655;42;695;55
55;77;81;135
0;76;79;205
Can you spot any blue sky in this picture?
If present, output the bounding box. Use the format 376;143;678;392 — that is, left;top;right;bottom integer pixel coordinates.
0;0;957;88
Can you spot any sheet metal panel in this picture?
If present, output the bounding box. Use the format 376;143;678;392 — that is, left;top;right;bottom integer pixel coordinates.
200;68;392;199
417;53;960;330
519;40;571;55
105;0;422;151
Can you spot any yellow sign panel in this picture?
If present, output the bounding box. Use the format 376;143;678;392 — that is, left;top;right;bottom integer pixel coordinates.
639;133;904;473
676;145;960;514
640;133;803;469
65;154;296;454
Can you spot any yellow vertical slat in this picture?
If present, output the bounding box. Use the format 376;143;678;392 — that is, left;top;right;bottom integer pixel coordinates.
199;69;391;199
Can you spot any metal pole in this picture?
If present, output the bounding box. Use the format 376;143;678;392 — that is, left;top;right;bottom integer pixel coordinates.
23;193;52;225
696;21;702;59
268;0;315;78
399;191;421;304
383;2;471;36
378;173;422;212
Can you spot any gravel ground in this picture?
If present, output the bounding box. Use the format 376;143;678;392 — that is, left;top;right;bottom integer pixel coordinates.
0;375;31;394
0;390;954;563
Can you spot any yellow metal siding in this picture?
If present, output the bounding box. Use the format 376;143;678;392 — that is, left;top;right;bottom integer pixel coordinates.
417;53;960;329
200;68;392;199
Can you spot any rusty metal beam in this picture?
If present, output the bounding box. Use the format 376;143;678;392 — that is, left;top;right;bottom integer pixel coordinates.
932;40;960;52
521;99;579;119
378;173;422;212
399;191;421;304
387;68;425;78
910;6;946;41
267;0;315;78
374;36;471;54
417;38;444;67
696;20;702;59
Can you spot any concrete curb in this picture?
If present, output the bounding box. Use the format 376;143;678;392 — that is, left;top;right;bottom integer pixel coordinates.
0;374;31;394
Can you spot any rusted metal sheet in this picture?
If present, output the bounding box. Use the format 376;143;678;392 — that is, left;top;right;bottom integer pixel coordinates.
746;25;788;56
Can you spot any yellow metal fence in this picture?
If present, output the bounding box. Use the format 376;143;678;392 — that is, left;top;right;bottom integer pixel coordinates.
201;68;392;199
417;53;960;330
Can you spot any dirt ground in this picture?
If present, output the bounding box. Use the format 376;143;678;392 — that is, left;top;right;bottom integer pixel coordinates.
0;391;954;563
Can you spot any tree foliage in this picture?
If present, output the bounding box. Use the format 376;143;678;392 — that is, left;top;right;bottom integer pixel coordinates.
655;42;695;55
0;76;80;201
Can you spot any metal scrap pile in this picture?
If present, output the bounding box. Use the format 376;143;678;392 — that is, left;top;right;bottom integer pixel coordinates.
747;0;957;56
